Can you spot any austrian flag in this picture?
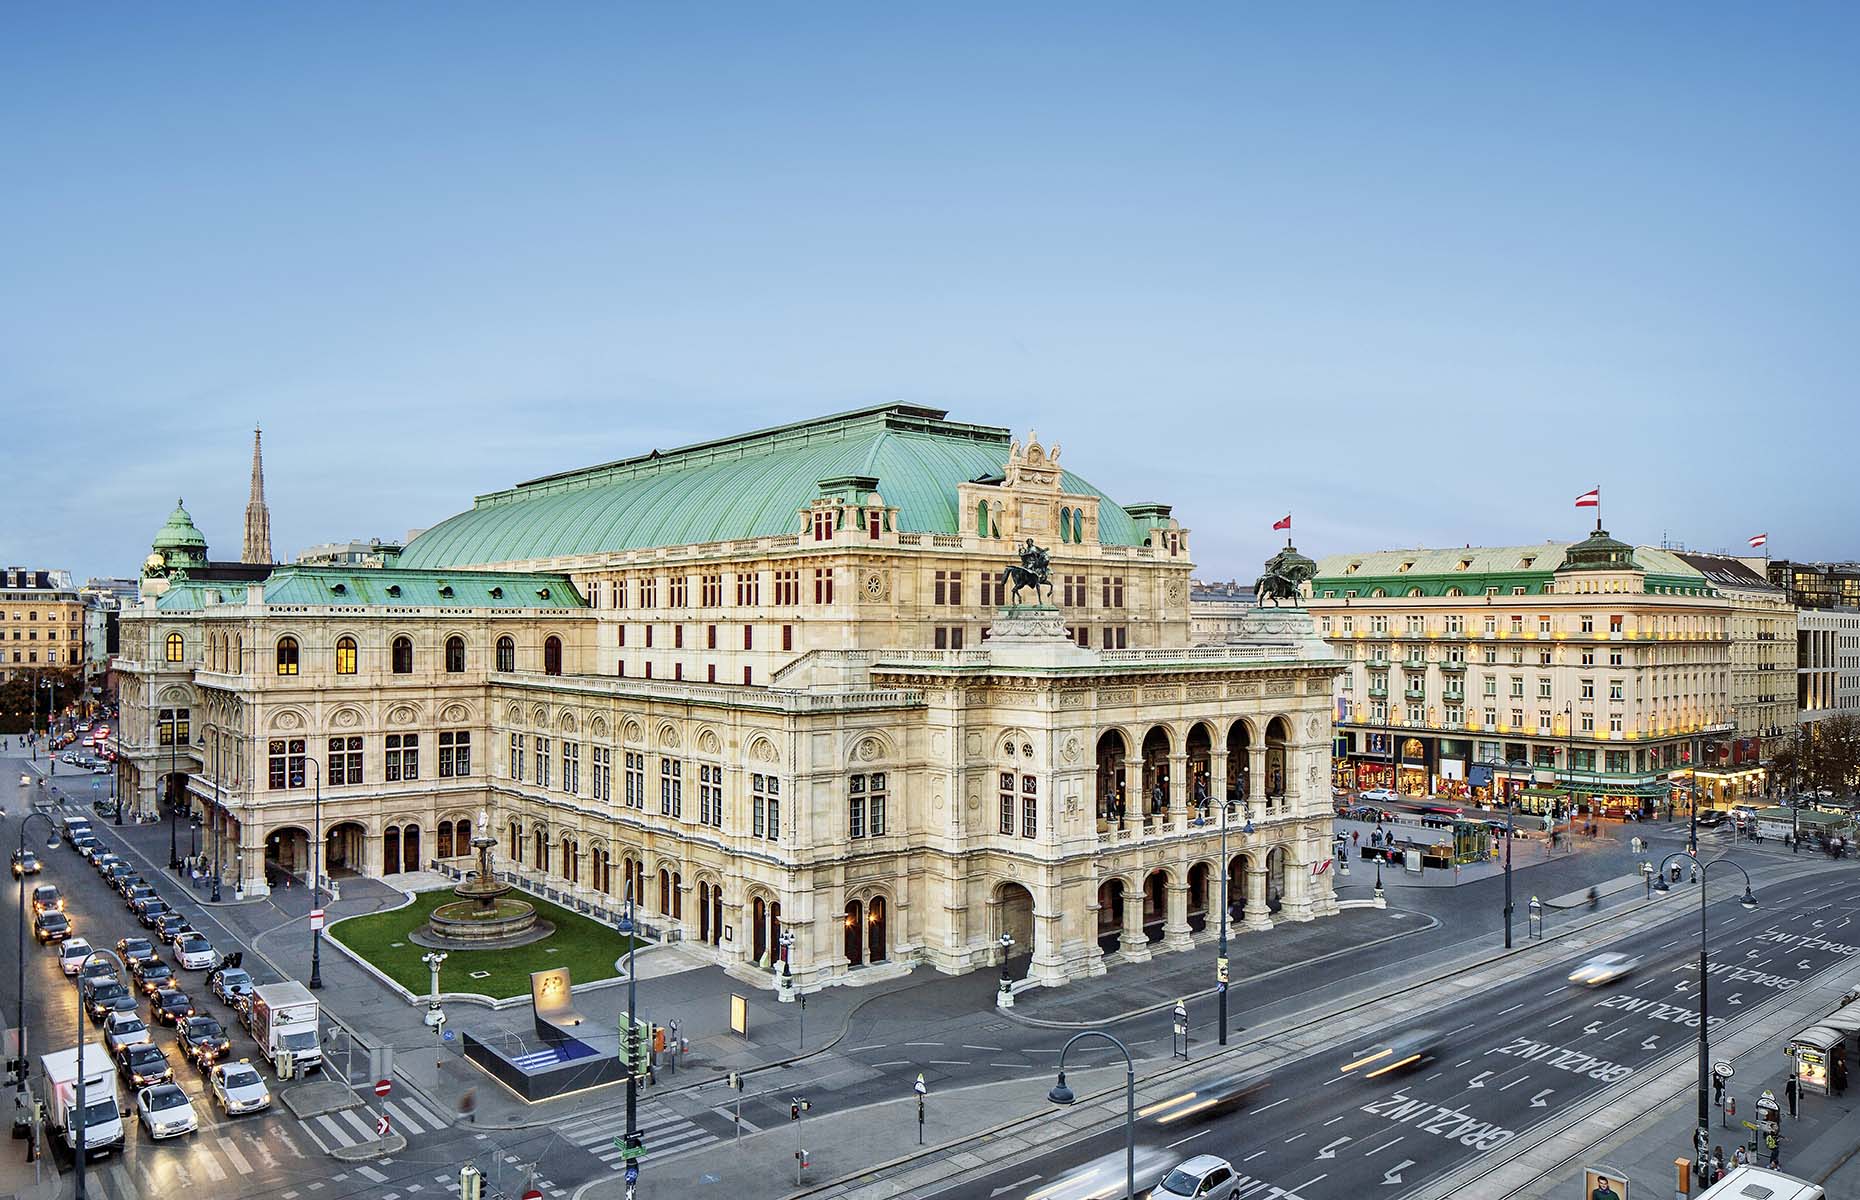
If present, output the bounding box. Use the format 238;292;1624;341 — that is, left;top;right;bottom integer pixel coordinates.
1748;533;1769;549
1272;514;1292;531
1574;488;1601;508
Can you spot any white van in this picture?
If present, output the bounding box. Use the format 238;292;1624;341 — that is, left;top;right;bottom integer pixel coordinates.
1698;1166;1824;1199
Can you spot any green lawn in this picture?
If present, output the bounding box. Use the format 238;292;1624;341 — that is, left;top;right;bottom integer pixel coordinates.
327;889;642;1000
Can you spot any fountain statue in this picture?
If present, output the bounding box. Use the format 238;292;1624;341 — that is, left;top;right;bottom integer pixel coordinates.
415;810;551;949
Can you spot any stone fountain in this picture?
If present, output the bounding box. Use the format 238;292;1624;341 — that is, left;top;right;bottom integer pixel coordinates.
413;813;553;949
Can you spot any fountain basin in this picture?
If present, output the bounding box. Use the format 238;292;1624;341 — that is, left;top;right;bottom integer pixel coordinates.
412;895;555;950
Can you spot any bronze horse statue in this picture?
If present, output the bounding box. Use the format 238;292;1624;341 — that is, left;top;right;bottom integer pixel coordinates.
1001;539;1055;605
1254;543;1317;607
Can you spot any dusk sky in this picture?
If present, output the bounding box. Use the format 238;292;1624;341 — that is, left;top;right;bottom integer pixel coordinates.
6;3;1856;583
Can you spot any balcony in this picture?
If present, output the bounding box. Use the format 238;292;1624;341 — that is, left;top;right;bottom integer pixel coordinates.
1439;660;1467;674
1401;660;1429;673
1403;688;1427;701
1367;686;1390;699
1444;690;1466;704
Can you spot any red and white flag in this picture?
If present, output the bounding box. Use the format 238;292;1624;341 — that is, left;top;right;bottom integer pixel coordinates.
1574;488;1600;508
1272;514;1292;531
1748;533;1768;549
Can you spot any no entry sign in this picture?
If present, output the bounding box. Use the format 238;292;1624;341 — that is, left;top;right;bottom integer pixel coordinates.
374;1078;393;1098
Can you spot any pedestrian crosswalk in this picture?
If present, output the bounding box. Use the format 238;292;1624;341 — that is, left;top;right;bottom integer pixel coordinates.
300;1094;451;1150
560;1098;718;1170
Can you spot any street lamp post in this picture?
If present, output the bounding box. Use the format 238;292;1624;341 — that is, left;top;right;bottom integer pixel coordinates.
210;736;223;903
189;819;198;864
71;948;126;1200
996;932;1016;1009
166;721;180;870
13;814;61;1085
1047;1030;1137;1200
617;879;641;1180
1563;702;1576;832
778;930;803;1048
1654;852;1757;1166
1215;796;1253;1046
307;757;323;988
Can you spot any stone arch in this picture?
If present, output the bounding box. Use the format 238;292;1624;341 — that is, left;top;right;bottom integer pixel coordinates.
1140;866;1174;942
623;719;645;745
1264;716;1291;802
590;715;609;739
505;702;524;724
324;820;367;875
695;726;721;756
267;706;311;732
1140;725;1172;814
1226;718;1254;803
1095;729;1128;823
746;735;779;765
1095;877;1127;941
1186;860;1214;930
657;722;681;750
386;703;420;727
439;701;471;724
848;731;894;765
263;824;311;879
530;705;550;729
748;891;783;967
992;881;1035;977
326;705;368;731
157;683;194;706
557;710;579;735
1265;846;1289;911
1186;722;1214;808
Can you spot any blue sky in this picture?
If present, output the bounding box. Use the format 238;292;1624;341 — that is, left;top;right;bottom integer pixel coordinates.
5;3;1856;582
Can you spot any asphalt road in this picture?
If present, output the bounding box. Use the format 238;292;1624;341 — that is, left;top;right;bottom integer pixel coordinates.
929;854;1860;1200
3;764;567;1200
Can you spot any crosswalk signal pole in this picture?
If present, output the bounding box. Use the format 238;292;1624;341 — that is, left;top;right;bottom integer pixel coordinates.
459;1165;483;1200
729;1072;744;1142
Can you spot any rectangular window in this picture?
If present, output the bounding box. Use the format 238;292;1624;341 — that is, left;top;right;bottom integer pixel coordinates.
268;739;306;790
1537;711;1551;732
1538;616;1552;634
811;508;834;541
1580;615;1594;633
934;570;964;606
1609;615;1623;633
674;624;684;649
736;573;760;606
1609;680;1624;701
388;733;425;781
773;569;800;606
625;751;644;809
849;774;867;839
1581;649;1595;666
668;576;688;607
812;568;834;604
1580;711;1594;732
752;773;780;840
534;737;550;789
1445;706;1463;726
1409;704;1426;725
511;733;525;782
660;758;682;818
1483;615;1497;635
592;746;611;803
1445;615;1463;635
980;573;1000;607
934;626;966;650
1609;712;1623;734
782;624;794;651
699;764;723;828
1609;650;1623;667
1510;677;1525;699
1101;576;1125;608
618;625;626;648
640;577;658;608
1100;626;1127;649
1484;707;1497;727
328;736;364;785
1538;677;1553;699
701;574;722;607
707;624;717;650
645;625;653;647
613;579;628;609
439;731;471;778
561;741;579;794
1511;707;1524;727
1372;616;1389;635
999;772;1015;835
1580;678;1594;700
743;625;753;650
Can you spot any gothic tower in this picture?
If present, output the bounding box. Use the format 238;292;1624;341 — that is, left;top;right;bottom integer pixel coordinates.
242;425;273;564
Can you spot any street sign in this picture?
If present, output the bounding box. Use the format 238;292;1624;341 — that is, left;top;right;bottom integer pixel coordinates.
1713;1061;1734;1079
913;1073;926;1096
309;908;325;931
377;1113;391;1136
374;1078;393;1098
523;1190;543;1200
443;1028;455;1042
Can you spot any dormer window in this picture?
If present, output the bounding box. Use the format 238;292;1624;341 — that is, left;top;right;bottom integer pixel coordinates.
489;586;503;599
1397;561;1414;574
1519;557;1536;570
329;583;346;595
537;587;551;600
386;585;401;598
438;584;454;599
1345;563;1361;575
1456;559;1473;571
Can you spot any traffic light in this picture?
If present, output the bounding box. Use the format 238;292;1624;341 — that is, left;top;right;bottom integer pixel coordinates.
622;1019;651;1078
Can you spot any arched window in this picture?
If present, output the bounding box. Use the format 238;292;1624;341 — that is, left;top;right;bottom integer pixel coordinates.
275;636;299;676
165;632;184;663
445;635;466;674
335;636;357;675
437;820;454;858
392;636;413;674
978;499;991;537
496;636;515;673
543;636;562;676
1073;508;1085;542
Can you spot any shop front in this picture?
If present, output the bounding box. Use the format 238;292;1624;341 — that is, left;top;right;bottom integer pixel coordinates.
1398;737;1430;796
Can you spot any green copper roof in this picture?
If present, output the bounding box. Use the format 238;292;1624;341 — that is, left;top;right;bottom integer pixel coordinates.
1313;541;1713;598
399;404;1145;568
152;500;209;553
155;565;585;612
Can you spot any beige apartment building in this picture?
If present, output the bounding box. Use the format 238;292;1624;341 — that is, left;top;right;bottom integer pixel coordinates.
1306;528;1747;815
117;405;1344;992
1;568;85;683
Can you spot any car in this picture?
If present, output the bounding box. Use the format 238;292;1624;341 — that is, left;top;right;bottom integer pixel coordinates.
115;1042;174;1089
1695;810;1729;829
174;932;216;971
207;1060;272;1115
78;841;106;866
90;762;110;775
1139;1072;1270;1127
1338;1026;1444;1079
103;1011;153;1055
83;979;134;1023
1568;952;1643;987
131;960;177;996
178;1016;232;1068
134;1082;198;1139
10;850;41;877
57;938;96;976
61;753;77;765
117;936;158;968
1152;1155;1242;1200
151;989;195;1026
1359;788;1400;804
79;957;119;985
134;896;169;926
209;966;255;1008
120;877;152;902
153;912;188;943
33;910;71;944
30;884;62;916
102;863;133;888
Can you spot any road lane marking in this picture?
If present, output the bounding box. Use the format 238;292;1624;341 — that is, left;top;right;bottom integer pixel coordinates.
1452;1059;1472;1068
1323;1116;1343;1126
1446;1023;1476;1038
1283;1132;1306;1143
1548;1015;1572;1027
846;1045;884;1053
1363;1135;1405;1156
1167;1130;1209;1149
928;1060;968;1066
1293;1174;1328;1191
1496;1004;1523;1016
1243;1151;1266;1162
962;1045;1003;1052
1256;1099;1288;1113
1498;1077;1526;1091
903;1042;942;1047
1323;1075;1348;1086
1659;940;1679;949
219;1135;253;1174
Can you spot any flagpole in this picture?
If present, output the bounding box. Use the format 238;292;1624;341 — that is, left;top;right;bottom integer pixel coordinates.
1595;486;1602;534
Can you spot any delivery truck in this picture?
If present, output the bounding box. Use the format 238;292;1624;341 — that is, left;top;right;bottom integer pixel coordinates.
249;981;323;1076
41;1044;125;1157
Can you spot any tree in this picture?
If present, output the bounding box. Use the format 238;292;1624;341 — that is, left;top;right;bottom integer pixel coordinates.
1812;715;1860;797
0;668;85;735
1769;737;1801;797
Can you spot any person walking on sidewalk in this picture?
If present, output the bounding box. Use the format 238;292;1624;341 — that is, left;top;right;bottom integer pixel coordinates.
1786;1074;1799;1118
1765;1131;1781;1169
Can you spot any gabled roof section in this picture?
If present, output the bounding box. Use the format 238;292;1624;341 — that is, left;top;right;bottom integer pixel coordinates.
399;404;1145;567
155;565;585;611
1313;541;1712;598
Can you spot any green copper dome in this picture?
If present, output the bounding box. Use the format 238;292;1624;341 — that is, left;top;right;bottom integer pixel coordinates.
400;405;1146;568
151;498;209;569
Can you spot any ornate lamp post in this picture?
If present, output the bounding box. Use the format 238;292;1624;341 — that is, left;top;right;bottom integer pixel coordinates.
12;813;60;1085
1215;797;1253;1045
1654;852;1757;1168
71;948;127;1200
307;757;323;989
996;932;1016;1009
1047;1031;1137;1200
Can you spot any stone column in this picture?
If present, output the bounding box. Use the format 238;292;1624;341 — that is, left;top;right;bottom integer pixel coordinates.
1280;850;1315;922
1161;880;1195;951
1249;747;1268;813
1168;753;1189;824
1243;869;1273;931
1118;881;1151;961
1210;750;1229;812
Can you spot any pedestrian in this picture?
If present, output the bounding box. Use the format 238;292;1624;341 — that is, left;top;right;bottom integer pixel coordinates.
1732;1145;1749;1168
1766;1132;1780;1169
1351;830;1360;847
1786;1074;1798;1118
460;1088;477;1124
1711;1146;1726;1182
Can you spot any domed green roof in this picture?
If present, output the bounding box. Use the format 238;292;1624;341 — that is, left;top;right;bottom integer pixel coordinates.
400;405;1146;568
152;499;209;553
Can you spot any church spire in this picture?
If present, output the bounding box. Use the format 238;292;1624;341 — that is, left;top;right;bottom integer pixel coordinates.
242;425;273;564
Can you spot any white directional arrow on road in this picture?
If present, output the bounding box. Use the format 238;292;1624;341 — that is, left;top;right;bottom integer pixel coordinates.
1583;1021;1604;1036
991;1176;1041;1197
1467;1071;1493;1088
1383;1160;1416;1185
1531;1089;1555;1108
1317;1136;1352;1159
1642;1035;1660;1050
1814;920;1825;928
1800;960;1814;970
